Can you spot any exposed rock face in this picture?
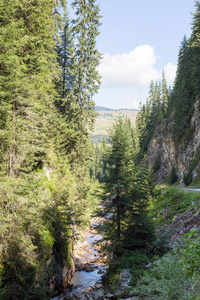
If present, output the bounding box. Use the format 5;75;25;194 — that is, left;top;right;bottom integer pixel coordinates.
147;98;200;183
156;207;200;248
49;240;75;292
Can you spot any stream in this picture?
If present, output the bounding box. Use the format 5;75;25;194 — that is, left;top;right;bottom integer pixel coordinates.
51;217;107;300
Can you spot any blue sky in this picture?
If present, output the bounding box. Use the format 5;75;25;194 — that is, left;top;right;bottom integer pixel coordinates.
91;0;196;109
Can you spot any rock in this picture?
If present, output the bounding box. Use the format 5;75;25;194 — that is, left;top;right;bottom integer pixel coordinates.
49;241;75;292
95;283;103;289
105;293;115;298
172;215;177;222
85;295;93;300
146;98;200;183
84;287;94;293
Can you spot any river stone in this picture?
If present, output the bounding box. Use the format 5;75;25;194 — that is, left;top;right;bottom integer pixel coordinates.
105;293;115;298
85;294;93;300
95;283;103;289
84;287;94;293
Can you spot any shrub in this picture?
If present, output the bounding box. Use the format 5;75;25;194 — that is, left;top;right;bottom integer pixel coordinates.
152;154;161;172
168;167;178;185
183;172;192;186
136;234;200;299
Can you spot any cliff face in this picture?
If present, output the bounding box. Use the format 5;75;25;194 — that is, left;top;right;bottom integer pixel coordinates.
147;98;200;184
49;240;75;292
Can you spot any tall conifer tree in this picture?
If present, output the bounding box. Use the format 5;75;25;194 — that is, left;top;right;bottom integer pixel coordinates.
0;0;65;175
71;0;101;132
103;117;135;243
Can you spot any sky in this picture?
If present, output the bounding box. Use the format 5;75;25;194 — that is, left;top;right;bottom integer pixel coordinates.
92;0;196;109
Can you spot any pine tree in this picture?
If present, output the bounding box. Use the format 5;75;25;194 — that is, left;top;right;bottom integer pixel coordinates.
190;1;200;47
0;0;64;176
71;0;102;132
55;0;102;164
171;36;199;142
161;70;169;117
56;11;76;102
103;117;136;245
102;117;155;258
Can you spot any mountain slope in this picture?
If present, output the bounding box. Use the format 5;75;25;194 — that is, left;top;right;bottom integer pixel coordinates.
147;97;200;185
90;108;138;143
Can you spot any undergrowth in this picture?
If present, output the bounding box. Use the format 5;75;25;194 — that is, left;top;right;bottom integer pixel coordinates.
135;232;200;299
150;187;200;227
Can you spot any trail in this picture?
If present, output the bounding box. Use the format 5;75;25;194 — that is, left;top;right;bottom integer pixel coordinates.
181;188;200;192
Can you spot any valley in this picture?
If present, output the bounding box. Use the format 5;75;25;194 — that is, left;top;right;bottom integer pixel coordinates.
90;107;138;143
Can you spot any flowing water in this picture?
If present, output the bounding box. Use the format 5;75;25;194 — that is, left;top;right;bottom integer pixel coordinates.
51;219;107;300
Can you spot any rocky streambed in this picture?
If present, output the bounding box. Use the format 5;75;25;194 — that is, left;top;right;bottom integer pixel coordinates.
51;203;138;300
51;216;108;300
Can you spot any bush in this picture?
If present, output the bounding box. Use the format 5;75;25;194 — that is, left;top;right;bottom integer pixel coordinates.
135;234;200;299
152;154;161;172
168;167;178;185
102;250;150;289
183;172;192;186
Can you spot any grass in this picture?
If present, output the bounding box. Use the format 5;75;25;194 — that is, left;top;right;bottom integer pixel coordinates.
150;186;200;227
90;110;138;139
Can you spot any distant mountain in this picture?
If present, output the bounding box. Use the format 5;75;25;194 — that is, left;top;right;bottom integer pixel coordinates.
95;106;138;111
95;106;114;111
90;107;138;143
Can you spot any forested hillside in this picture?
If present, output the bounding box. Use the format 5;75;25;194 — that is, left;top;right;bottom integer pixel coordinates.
1;0;200;300
136;1;200;186
88;2;200;299
0;0;101;299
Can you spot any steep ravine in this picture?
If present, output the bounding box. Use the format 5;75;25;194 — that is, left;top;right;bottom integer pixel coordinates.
51;201;139;300
51;215;107;300
147;97;200;183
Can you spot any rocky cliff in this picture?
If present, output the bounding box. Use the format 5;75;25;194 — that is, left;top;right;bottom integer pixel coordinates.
147;98;200;184
49;239;75;293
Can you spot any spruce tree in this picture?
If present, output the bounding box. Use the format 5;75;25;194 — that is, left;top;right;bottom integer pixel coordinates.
161;70;169;118
103;117;136;247
71;0;102;132
0;0;64;175
103;117;155;257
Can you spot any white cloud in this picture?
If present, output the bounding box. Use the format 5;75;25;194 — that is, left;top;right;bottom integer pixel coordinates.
95;45;178;109
163;62;177;86
99;45;160;88
121;95;140;109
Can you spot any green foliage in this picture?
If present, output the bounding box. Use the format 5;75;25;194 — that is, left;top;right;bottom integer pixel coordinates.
103;117;137;241
0;0;62;176
152;154;161;172
183;147;200;186
151;187;200;227
55;0;102;163
89;137;108;182
136;72;170;157
180;231;200;277
0;175;53;299
136;234;200;299
0;0;102;298
100;118;156;289
171;3;200;144
103;250;150;289
168;167;178;185
183;172;193;187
